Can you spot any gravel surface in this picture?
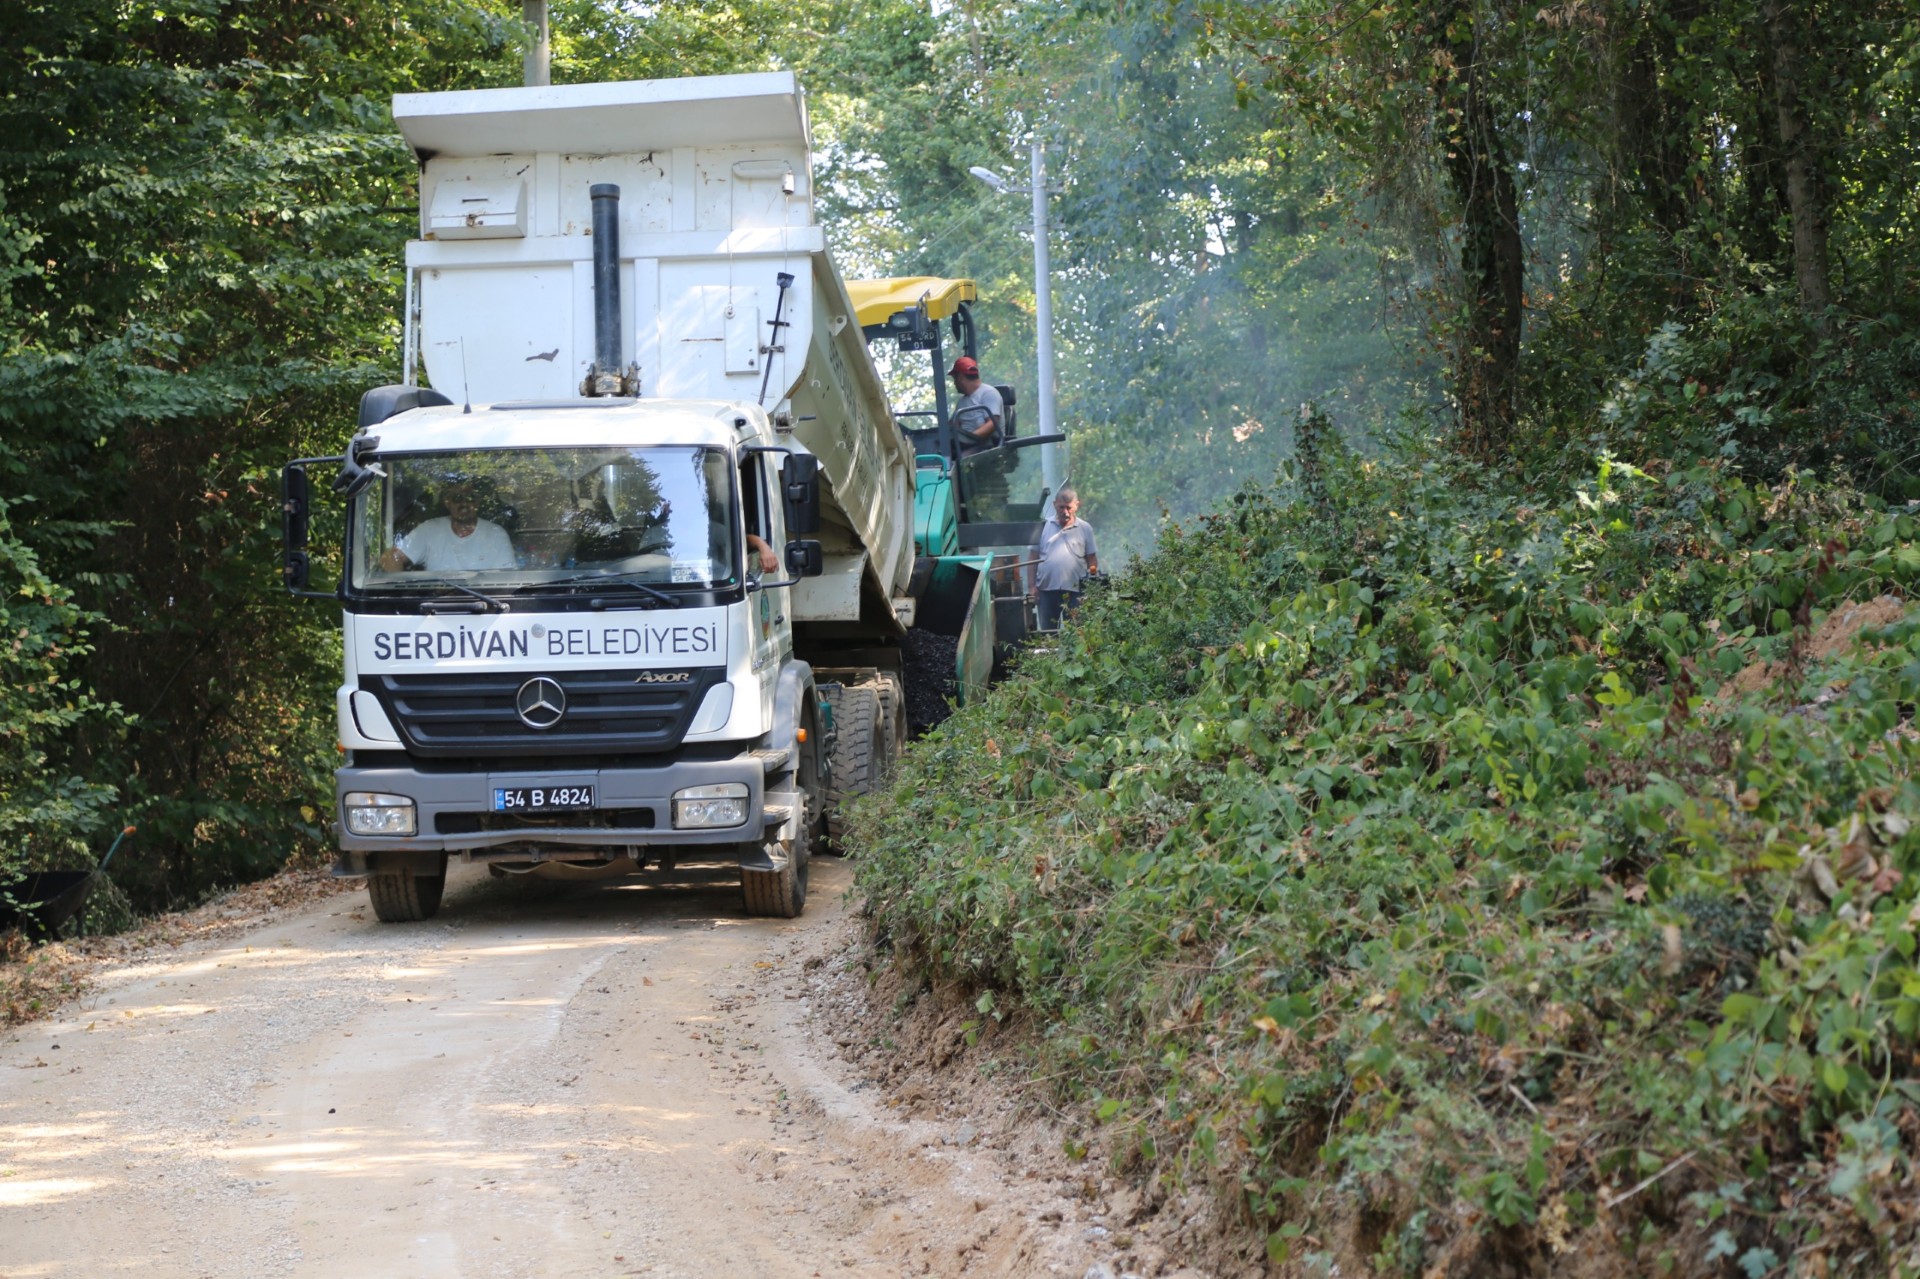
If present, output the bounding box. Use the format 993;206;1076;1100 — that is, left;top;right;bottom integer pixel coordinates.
0;859;1221;1278
901;629;960;735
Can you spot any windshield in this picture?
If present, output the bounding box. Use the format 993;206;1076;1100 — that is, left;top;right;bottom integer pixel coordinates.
349;446;739;593
955;438;1057;524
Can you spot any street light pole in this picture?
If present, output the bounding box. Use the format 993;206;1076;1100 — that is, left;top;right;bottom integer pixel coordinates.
1028;138;1061;497
969;140;1064;499
523;1;551;87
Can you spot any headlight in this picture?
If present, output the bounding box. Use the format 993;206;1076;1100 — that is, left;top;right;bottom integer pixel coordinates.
672;783;749;829
343;791;417;836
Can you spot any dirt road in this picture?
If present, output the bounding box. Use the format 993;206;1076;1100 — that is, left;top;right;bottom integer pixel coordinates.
0;860;1165;1279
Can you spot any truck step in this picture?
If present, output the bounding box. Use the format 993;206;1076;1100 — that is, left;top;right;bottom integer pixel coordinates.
748;747;793;773
762;804;793;825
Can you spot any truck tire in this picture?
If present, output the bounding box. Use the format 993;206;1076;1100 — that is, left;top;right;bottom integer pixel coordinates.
823;683;882;848
872;673;908;763
740;806;811;918
367;857;447;922
742;707;820;918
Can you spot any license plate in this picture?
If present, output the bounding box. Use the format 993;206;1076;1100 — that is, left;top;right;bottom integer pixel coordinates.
493;785;595;813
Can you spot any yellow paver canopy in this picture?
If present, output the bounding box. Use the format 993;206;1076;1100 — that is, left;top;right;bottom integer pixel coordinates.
847;277;978;329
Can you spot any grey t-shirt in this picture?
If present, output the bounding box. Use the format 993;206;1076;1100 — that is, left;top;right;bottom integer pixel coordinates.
952;383;1005;451
1035;517;1097;592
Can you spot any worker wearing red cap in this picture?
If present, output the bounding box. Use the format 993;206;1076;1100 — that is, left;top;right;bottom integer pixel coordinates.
948;356;1004;455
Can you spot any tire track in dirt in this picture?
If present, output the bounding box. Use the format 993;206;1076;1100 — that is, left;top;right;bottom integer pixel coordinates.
1;859;1195;1279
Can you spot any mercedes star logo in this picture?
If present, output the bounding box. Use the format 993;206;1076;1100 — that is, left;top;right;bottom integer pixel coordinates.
515;676;567;730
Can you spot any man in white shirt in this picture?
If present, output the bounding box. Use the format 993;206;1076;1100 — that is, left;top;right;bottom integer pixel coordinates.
948;356;1004;455
381;480;516;572
1032;486;1098;630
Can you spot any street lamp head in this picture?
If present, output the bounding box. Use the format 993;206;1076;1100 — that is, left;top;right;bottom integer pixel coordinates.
968;166;1009;194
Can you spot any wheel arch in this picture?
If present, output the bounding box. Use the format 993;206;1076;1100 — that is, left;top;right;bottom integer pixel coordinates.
769;659;818;761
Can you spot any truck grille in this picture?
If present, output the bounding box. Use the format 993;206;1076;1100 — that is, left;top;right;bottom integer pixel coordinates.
434;808;658;835
361;668;727;758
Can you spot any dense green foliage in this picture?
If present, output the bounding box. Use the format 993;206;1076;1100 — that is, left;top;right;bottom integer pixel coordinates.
860;57;1920;1276
856;436;1920;1272
0;1;536;903
0;497;118;869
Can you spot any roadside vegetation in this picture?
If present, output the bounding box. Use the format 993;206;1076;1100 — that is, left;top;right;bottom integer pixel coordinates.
856;382;1920;1273
849;5;1920;1267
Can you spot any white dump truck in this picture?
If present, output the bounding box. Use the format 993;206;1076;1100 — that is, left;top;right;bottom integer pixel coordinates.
281;73;995;920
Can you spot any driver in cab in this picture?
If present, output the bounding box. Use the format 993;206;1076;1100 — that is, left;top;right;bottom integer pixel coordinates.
949;356;1003;456
379;479;516;572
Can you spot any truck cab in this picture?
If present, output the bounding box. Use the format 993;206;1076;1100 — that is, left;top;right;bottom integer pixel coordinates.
282;74;978;921
320;396;828;920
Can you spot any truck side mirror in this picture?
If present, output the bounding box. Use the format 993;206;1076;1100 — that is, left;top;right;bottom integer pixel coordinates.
279;459;341;599
332;432;383;499
782;453;821;534
785;539;824;577
282;465;315;591
282;464;311;551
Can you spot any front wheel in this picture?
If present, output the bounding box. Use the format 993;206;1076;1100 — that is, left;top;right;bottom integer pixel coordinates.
741;711;819;919
367;856;448;922
739;824;809;918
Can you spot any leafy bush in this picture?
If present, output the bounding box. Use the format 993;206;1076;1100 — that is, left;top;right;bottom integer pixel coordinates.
1521;288;1920;502
0;494;121;882
854;441;1920;1274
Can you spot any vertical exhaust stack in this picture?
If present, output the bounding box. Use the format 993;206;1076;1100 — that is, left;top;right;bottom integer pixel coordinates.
585;183;635;397
522;0;550;87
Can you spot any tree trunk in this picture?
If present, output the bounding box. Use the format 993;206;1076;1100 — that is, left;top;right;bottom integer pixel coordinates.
1614;0;1708;303
1616;0;1700;244
1235;211;1271;362
1763;0;1833;327
1431;4;1524;456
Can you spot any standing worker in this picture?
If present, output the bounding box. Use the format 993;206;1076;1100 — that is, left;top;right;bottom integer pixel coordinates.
1033;486;1098;630
948;356;1004;455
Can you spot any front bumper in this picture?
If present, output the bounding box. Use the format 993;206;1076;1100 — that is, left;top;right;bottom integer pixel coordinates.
334;755;769;865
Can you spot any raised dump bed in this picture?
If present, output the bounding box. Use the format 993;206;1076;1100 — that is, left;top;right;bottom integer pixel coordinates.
393;73;920;645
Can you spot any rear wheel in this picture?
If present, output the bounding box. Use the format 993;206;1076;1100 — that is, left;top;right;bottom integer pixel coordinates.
367;856;447;922
869;673;908;767
823;684;882;848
